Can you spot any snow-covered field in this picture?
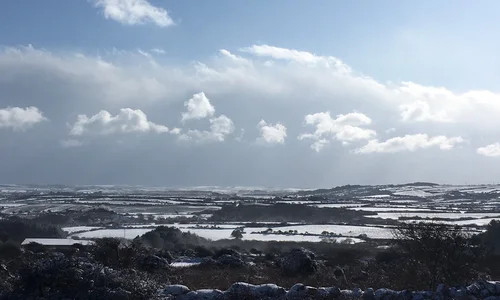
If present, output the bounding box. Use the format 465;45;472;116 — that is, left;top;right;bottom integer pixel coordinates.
368;212;500;220
71;223;386;242
62;226;103;234
3;182;500;244
262;224;393;239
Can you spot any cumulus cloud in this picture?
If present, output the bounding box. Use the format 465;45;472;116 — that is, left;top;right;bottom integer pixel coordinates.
298;112;376;152
92;0;174;27
0;106;46;131
69;108;169;136
400;100;450;122
477;143;500;157
257;120;287;145
181;92;216;122
179;115;234;143
4;43;500;185
4;44;500;130
355;134;465;154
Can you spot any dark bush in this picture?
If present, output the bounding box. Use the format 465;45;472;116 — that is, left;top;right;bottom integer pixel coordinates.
214;248;241;259
9;254;161;299
139;226;208;250
0;241;21;260
0;217;66;242
375;248;401;264
23;242;47;254
194;245;213;257
392;222;481;290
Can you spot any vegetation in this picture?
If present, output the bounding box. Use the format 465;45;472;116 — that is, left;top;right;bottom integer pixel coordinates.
0;217;66;242
391;222;481;290
209;203;377;223
231;228;244;239
1;208;500;298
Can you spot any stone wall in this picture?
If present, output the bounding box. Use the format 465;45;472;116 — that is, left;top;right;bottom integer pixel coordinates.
160;280;500;300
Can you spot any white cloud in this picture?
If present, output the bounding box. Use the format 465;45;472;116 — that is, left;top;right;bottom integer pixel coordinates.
69;108;169;136
298;111;376;152
181;92;216;122
477;143;500;157
4;44;500;157
169;127;181;135
151;48;166;54
4;44;500;130
179;115;234;143
399;100;450;122
356;134;465;154
60;139;84;148
241;45;349;72
92;0;174;27
257;120;287;145
0;106;46;131
310;139;329;152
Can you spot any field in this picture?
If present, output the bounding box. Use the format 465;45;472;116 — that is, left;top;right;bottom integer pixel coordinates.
1;183;499;244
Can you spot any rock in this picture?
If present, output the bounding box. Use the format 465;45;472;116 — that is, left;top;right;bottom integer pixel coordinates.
225;282;255;299
352;287;363;298
252;284;286;299
481;280;497;296
195;289;224;300
397;289;412;299
162;285;190;296
226;282;286;300
178;291;200;300
286;283;317;300
374;288;397;300
363;288;375;300
178;289;225;300
318;286;341;299
455;288;468;299
217;254;246;268
316;287;330;299
280;248;318;276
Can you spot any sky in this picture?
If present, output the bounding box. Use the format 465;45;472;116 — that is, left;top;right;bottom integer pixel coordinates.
1;0;500;188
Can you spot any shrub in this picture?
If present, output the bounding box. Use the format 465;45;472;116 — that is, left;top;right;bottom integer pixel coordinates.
0;241;21;260
231;229;244;239
392;222;480;290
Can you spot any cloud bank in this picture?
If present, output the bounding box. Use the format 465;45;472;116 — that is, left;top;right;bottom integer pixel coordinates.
2;44;500;186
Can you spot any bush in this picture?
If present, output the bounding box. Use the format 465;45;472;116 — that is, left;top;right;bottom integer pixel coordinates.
194;245;213;257
231;229;244;239
23;242;47;254
0;217;66;242
10;254;161;299
392;222;480;290
0;241;21;260
139;226;208;250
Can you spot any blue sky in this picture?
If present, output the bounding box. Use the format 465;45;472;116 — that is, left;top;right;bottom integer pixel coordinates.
1;0;500;187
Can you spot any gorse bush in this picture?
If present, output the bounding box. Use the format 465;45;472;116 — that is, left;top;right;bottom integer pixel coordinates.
392;222;481;290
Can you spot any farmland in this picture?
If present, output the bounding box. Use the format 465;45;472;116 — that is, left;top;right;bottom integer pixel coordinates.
1;182;499;244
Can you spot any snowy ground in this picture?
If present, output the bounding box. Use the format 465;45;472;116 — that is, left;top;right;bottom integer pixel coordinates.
3;182;500;243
